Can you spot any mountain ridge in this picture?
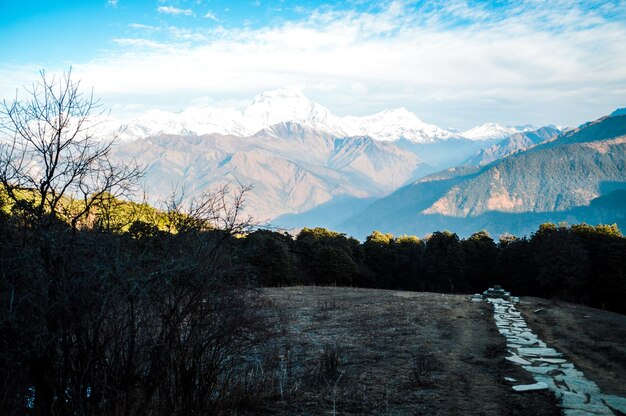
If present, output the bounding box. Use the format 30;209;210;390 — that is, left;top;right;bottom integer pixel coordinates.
100;87;536;144
112;123;423;220
340;114;626;238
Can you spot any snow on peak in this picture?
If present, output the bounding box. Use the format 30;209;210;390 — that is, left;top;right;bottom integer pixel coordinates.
244;87;334;134
100;88;467;143
345;107;458;143
462;123;521;141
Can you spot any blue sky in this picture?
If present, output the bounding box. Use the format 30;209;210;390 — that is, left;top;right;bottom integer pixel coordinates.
1;0;625;129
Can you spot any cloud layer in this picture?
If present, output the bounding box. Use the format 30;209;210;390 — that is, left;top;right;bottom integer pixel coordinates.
2;0;626;129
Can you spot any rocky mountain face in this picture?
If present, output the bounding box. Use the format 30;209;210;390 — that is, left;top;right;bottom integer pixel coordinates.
112;122;422;221
341;114;626;239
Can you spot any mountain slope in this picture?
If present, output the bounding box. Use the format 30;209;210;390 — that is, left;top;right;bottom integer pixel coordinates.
464;126;560;166
341;114;626;238
112;123;422;220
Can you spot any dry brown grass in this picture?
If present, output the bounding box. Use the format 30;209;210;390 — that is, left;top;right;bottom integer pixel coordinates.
257;287;561;415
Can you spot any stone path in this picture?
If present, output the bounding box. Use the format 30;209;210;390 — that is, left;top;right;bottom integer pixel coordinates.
485;297;626;416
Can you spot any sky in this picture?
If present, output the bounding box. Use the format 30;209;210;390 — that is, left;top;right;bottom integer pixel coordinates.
1;0;625;130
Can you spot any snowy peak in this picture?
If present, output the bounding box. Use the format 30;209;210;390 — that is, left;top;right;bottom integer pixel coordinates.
462;123;532;141
337;107;460;143
101;88;536;144
244;87;335;134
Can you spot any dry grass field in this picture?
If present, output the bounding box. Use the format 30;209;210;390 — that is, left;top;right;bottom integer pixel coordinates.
250;287;602;415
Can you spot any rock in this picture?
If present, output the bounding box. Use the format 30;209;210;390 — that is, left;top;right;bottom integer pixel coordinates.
517;347;562;357
507;343;523;349
506;354;531;365
533;358;567;364
601;394;626;414
532;374;558;391
560;376;600;395
522;365;560;375
561;398;613;415
507;337;539;346
560;367;586;379
513;381;549;392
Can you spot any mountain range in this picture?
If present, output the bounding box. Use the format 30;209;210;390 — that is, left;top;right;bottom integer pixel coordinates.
107;88;625;239
105;87;530;144
341;114;626;238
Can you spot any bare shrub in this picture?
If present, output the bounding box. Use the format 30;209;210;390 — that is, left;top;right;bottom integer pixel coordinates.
411;346;438;387
318;342;343;379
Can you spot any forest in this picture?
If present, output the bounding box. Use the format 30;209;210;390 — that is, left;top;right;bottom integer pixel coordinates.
238;223;626;313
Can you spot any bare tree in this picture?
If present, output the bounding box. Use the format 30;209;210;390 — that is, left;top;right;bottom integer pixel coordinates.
0;70;283;416
0;68;142;230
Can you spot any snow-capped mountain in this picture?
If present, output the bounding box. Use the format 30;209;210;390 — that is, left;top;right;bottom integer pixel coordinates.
102;87;460;143
462;123;535;141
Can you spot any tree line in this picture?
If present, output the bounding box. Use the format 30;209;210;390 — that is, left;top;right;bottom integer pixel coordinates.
236;224;626;314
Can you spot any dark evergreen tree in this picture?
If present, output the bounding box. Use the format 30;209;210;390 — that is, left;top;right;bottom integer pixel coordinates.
462;230;498;293
423;231;467;293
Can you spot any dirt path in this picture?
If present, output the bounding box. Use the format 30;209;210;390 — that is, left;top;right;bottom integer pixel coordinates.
260;287;560;415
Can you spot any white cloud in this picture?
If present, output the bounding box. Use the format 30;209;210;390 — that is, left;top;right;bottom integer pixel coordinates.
2;1;626;129
112;38;167;49
204;12;218;21
157;6;194;16
129;23;156;30
107;0;118;6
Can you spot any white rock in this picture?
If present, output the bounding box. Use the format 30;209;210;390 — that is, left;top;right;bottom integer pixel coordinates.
513;382;549;392
506;354;531;365
522;365;560;375
517;347;562;357
533;358;567;364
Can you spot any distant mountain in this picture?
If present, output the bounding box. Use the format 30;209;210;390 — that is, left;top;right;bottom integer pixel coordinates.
461;123;534;141
104;88;572;231
610;107;626;117
464;126;560;166
112;122;423;221
103;87;461;143
341;114;626;239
